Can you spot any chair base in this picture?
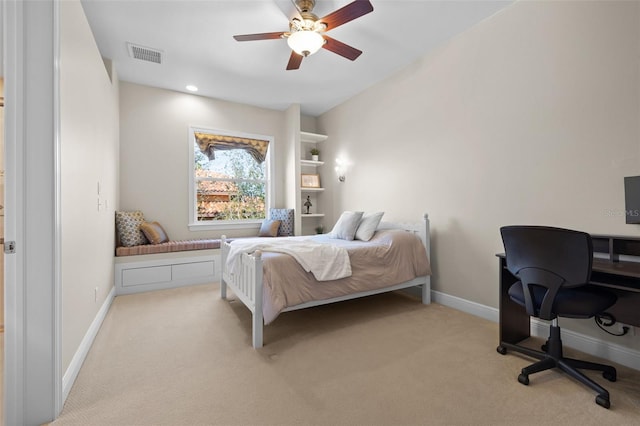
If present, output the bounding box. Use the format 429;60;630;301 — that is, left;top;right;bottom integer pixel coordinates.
498;325;617;409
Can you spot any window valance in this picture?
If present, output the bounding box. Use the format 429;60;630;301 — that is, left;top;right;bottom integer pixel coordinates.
194;132;270;164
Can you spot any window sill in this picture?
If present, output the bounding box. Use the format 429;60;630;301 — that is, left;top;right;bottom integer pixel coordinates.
188;221;262;232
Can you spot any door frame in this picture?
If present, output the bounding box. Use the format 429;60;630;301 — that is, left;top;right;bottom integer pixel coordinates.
3;0;62;424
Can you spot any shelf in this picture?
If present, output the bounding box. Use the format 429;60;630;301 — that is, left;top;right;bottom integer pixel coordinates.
293;130;328;236
592;234;640;262
300;160;324;167
300;131;328;143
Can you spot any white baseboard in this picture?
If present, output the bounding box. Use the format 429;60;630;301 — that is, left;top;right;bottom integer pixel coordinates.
62;286;116;402
431;290;640;371
431;290;499;323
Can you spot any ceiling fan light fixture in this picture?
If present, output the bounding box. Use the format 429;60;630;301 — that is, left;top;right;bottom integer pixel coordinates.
287;30;324;57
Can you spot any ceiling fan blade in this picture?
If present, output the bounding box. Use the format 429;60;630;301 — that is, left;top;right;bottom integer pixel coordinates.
322;35;362;61
233;32;286;42
319;0;374;31
286;51;304;70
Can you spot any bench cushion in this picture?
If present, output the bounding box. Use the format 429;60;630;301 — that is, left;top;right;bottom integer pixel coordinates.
116;239;221;256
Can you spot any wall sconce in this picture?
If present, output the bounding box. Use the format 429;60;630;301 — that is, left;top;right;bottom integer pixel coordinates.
335;157;350;182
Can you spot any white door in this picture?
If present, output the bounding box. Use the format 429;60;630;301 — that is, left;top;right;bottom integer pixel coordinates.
3;1;61;424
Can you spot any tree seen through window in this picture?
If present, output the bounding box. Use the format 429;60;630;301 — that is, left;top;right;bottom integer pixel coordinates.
194;142;267;221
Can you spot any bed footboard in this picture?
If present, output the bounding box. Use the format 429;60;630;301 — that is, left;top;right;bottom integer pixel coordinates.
220;236;265;348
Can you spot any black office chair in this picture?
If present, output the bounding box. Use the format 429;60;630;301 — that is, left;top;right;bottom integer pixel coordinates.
500;226;618;408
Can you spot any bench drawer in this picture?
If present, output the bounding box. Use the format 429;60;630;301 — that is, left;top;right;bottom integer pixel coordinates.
115;253;220;295
122;265;172;287
172;261;214;280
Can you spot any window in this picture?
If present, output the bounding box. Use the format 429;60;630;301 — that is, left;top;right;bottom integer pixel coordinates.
189;127;273;229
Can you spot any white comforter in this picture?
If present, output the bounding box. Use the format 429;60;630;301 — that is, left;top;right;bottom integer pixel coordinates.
226;237;352;281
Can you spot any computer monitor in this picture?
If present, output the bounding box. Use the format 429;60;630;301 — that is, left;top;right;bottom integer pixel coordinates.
624;176;640;224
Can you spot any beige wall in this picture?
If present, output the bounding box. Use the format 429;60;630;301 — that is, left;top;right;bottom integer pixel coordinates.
318;1;640;349
60;0;120;371
118;82;289;240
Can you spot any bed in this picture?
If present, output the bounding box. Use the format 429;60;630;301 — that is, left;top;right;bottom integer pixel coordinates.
220;213;432;348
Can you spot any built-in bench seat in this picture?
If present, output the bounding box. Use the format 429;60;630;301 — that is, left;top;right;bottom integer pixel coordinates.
113;208;294;295
115;238;222;256
113;239;243;295
114;247;221;295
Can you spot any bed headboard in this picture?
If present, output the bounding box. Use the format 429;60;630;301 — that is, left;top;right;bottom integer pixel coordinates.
378;213;430;259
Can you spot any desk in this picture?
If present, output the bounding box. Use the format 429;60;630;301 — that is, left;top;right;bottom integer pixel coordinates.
497;234;640;354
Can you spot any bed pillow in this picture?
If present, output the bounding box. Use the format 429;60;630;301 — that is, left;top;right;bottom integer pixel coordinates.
115;210;148;247
328;211;364;241
140;221;169;244
259;219;281;237
355;212;385;242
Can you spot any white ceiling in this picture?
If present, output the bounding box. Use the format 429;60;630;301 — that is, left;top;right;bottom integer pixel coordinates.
78;1;511;116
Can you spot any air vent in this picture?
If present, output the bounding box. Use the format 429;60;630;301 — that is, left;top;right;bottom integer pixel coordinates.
127;43;163;64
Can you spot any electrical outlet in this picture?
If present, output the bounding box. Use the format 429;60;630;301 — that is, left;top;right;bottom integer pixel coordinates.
94;287;98;302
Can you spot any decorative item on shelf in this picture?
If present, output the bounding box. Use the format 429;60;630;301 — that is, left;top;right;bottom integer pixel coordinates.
315;224;324;234
310;148;320;162
301;173;321;188
304;196;312;214
335;157;350;182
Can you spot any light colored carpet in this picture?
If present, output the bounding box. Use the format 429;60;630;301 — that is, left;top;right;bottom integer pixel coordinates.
53;283;640;425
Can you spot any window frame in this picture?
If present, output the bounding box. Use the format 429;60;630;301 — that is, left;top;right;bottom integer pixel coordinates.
188;126;274;231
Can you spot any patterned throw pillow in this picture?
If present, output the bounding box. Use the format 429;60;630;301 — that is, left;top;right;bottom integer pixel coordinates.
115;211;148;247
140;221;169;244
269;209;294;236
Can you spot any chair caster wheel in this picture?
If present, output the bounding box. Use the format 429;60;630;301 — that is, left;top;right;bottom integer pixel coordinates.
497;346;507;355
595;395;610;409
518;374;529;385
603;369;617;382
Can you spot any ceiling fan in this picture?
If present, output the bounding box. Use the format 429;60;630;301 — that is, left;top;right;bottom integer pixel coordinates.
233;0;374;70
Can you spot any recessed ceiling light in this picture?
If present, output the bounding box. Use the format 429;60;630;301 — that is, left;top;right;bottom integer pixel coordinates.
186;85;198;92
